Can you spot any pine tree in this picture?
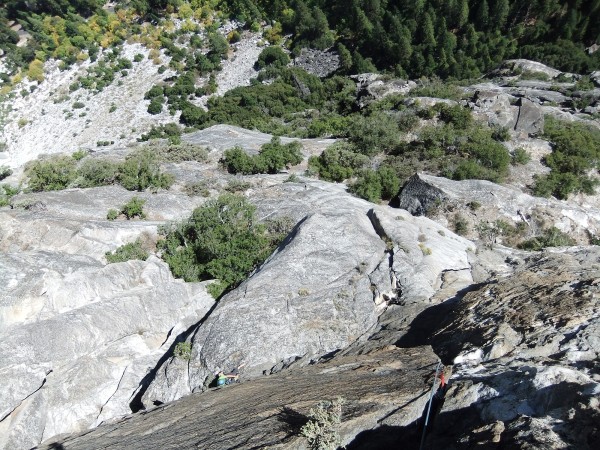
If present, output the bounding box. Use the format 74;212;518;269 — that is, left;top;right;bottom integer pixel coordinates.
458;0;470;28
476;0;490;29
491;0;509;30
421;12;437;49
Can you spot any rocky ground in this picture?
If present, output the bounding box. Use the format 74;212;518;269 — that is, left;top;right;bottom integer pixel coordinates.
0;26;599;450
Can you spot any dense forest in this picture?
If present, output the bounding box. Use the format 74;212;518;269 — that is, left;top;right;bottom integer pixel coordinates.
1;0;600;80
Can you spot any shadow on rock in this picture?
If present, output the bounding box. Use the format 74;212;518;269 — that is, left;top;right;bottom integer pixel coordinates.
276;406;310;436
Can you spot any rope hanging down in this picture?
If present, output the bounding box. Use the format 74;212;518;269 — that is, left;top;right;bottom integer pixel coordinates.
419;360;443;450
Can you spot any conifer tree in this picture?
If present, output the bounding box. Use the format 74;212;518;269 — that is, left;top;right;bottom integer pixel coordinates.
476;0;490;29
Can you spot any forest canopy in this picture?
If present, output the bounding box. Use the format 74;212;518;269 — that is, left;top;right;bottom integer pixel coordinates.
1;0;599;79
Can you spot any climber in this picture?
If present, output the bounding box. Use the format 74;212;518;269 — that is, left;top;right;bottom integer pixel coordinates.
216;363;246;386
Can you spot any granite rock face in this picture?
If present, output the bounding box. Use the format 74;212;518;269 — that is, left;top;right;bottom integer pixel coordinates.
397;173;600;245
39;346;438;450
352;73;416;108
140;183;475;407
425;248;600;449
0;254;214;450
469;90;544;136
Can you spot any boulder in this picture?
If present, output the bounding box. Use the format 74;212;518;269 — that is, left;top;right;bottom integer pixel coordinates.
514;97;544;135
470;90;518;130
503;59;562;79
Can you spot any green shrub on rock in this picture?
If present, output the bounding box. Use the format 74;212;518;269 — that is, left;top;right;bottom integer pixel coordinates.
0;166;12;181
118;149;174;191
105;238;150;263
533;117;600;199
120;197;147;220
159;194;285;298
77;158;120;188
25;156;77;191
221;137;302;175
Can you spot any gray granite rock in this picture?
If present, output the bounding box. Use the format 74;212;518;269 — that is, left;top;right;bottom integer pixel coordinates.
0;255;214;449
426;248;600;449
39;346;438;450
140;182;475;407
514;97;544;135
397;173;600;245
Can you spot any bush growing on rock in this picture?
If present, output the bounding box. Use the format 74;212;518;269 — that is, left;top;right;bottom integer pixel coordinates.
0;184;19;207
221;137;302;175
105;238;150;262
120;197;147;220
347;112;401;156
76;158;120;188
519;226;576;251
173;342;192;360
533;117;600;199
512;148;531;165
25;156;77;191
0;166;12;181
140;141;209;163
106;209;119;221
300;397;345;450
158;194;288;298
349;166;400;203
118;149;174;191
308;142;369;182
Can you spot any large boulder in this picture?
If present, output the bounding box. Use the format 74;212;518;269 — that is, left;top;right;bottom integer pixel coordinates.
514;97;544;135
469;90;544;135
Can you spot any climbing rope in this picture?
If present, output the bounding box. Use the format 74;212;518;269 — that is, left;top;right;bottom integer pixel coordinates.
419;360;443;450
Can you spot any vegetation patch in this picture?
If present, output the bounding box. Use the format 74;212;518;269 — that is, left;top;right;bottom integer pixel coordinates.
300;397;345;450
533;116;600;199
105;238;150;263
158;194;292;298
221;137;302;175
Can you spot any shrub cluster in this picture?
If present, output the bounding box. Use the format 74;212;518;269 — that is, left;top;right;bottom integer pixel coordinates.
25;150;174;192
105;238;150;263
519;226;576;250
221;137;302;175
533;116;600;199
308;142;369;182
158;194;291;298
0;184;19;207
308;103;510;203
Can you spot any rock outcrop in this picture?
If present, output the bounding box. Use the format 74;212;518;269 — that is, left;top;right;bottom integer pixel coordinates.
352;73;416;108
0;254;214;450
425;248;600;449
39;346;438;450
469;90;544;135
140;181;474;407
397;173;600;244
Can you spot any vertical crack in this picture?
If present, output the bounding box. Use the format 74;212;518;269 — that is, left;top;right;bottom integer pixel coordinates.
96;366;129;424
